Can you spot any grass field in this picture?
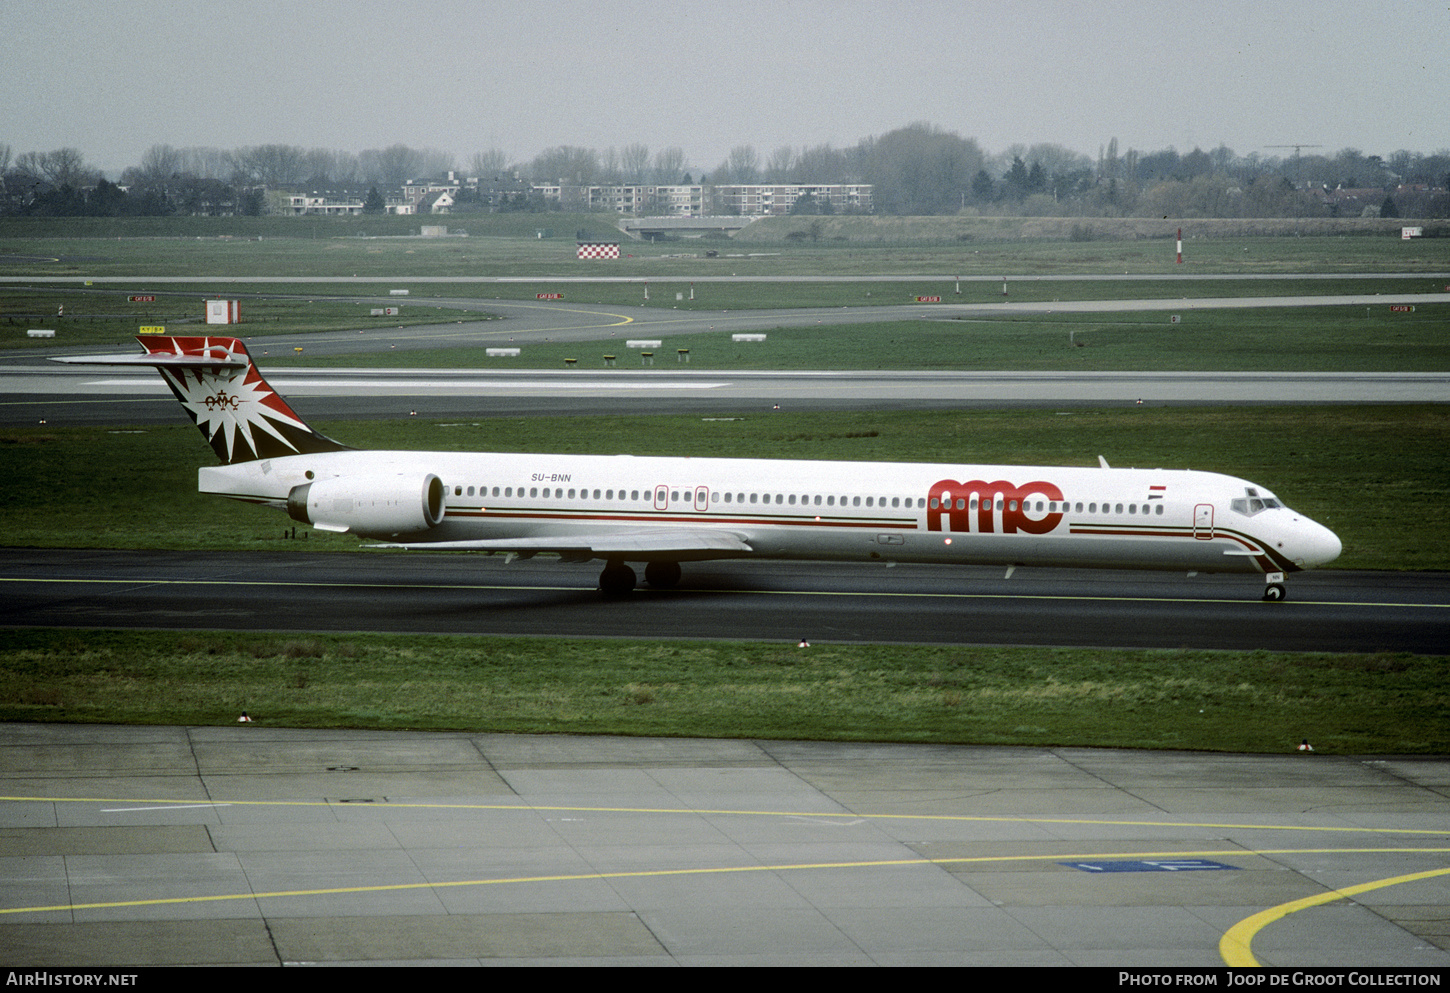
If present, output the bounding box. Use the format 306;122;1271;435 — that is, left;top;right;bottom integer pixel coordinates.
4;282;1447;366
2;216;1447;280
0;288;501;347
241;303;1450;373
0;630;1443;754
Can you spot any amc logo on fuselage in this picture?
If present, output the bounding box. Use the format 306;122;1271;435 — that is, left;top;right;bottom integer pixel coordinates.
927;479;1064;534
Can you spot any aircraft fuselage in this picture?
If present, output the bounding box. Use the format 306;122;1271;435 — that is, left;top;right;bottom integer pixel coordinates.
201;448;1341;577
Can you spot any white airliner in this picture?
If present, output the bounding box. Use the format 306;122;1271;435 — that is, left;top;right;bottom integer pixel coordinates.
60;335;1342;600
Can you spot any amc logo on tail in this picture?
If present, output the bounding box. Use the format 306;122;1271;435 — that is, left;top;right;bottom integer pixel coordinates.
928;479;1064;534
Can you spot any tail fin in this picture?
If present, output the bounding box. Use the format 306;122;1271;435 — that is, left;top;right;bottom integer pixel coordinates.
59;336;350;464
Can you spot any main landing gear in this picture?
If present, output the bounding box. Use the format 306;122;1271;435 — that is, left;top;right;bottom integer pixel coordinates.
599;561;636;595
645;561;682;588
1263;571;1287;602
597;560;682;595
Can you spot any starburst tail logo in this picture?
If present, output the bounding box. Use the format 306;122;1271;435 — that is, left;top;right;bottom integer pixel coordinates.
137;336;350;464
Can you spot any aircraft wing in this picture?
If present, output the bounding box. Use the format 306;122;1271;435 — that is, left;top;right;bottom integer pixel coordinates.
367;528;754;560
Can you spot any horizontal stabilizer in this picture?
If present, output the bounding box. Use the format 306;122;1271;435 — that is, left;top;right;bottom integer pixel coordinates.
53;352;248;370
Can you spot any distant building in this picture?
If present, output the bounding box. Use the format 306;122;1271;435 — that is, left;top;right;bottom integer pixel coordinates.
1316;185;1391;217
584;184;705;215
289;194;364;216
383;176;873;218
415;190;455;214
528;183;871;218
711;184;873;216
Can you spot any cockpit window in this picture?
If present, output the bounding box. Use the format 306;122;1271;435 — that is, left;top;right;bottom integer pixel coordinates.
1232;489;1284;516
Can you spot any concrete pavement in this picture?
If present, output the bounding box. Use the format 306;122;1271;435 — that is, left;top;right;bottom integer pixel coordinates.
1;723;1446;967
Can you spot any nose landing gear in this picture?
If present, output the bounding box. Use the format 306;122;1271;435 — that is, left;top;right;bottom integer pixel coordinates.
1263;571;1287;601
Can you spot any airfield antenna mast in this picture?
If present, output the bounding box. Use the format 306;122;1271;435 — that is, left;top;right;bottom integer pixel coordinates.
1265;144;1323;187
1265;144;1324;158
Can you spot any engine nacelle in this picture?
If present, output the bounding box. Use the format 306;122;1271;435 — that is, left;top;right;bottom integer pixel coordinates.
287;473;446;535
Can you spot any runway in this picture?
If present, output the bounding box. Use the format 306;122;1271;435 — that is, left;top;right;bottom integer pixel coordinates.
3;549;1446;654
5;285;1448;423
1;723;1447;967
5;364;1450;428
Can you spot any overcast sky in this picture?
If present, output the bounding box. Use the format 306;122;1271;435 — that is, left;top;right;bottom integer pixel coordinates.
4;0;1446;176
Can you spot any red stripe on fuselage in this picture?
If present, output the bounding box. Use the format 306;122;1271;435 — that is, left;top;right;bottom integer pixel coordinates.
443;509;916;529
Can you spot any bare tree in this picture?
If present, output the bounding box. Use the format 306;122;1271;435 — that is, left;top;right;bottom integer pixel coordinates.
794;143;848;183
300;148;362;186
363;144;425;188
469;148;510;179
137;144;183;185
721;144;759;184
859;123;984;214
26;148;94;187
414;147;456;179
529;146;599;184
330;150;361;185
177;147;231;180
229;144;307;186
765;146;795;182
1024;143;1093;179
651;146;687;184
597;146;622;183
620;143;650;182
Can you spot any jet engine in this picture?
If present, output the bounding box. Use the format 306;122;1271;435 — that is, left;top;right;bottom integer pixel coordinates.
287;473;446;535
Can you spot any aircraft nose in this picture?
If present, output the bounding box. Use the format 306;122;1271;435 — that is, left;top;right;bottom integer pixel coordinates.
1295;519;1342;568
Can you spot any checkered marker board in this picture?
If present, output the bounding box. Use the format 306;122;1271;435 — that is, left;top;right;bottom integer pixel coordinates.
577;242;620;260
